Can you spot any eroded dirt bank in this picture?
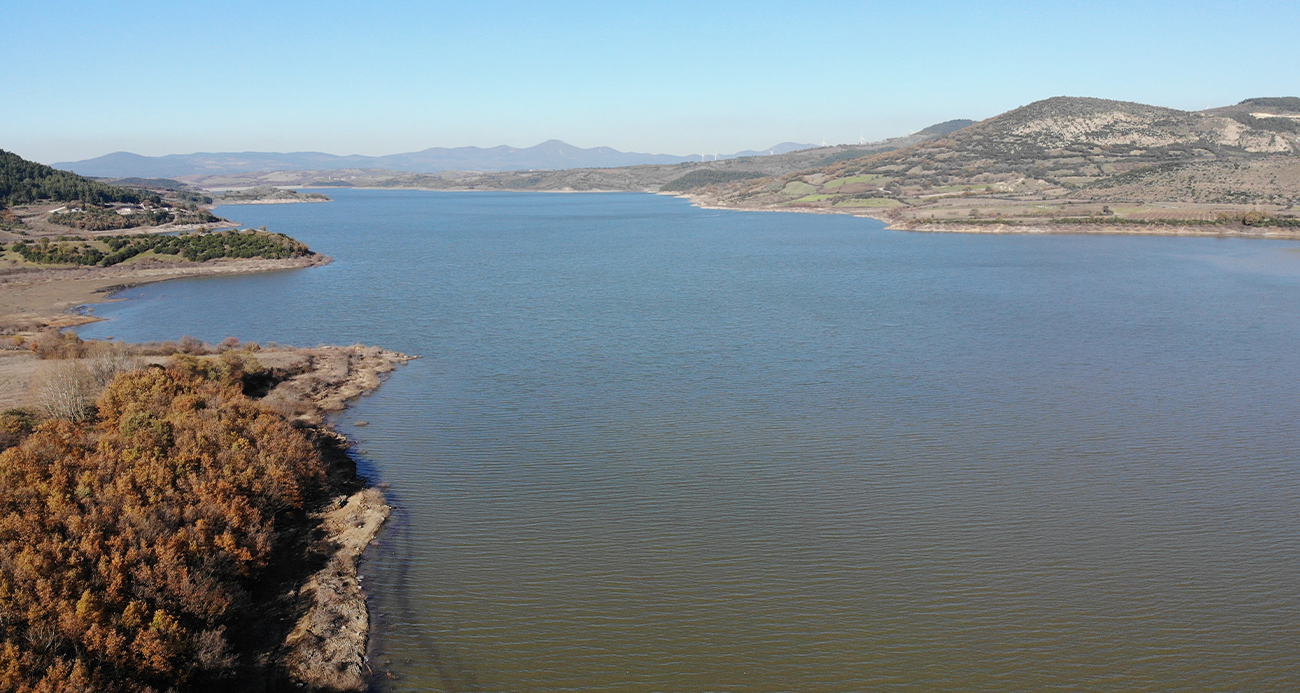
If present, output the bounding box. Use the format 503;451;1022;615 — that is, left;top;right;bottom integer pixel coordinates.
253;345;416;690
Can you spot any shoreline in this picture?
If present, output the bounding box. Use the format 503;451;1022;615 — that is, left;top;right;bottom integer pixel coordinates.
679;192;1300;240
294;185;633;193
224;186;1300;240
255;344;416;690
0;253;331;331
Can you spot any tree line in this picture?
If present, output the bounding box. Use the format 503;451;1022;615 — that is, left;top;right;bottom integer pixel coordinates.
47;206;220;231
8;229;313;267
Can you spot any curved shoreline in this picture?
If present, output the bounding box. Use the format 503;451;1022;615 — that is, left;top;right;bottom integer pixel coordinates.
256;344;416;690
0;253;331;331
677;192;1300;240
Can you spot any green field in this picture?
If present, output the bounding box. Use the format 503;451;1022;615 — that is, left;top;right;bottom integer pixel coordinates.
822;174;888;189
782;181;819;196
789;194;837;203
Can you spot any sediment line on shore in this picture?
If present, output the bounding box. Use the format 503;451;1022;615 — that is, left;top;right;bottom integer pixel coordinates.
680;192;1300;239
0;254;332;331
255;345;416;690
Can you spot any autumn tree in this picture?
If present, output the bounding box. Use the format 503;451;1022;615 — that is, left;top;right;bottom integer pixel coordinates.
0;359;325;691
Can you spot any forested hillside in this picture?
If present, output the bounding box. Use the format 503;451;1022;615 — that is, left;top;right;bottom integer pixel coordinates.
0;150;156;209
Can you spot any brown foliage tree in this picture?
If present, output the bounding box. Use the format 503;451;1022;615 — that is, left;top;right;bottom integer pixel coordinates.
0;363;324;691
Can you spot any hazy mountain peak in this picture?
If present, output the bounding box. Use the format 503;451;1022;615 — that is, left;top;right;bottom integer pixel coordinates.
55;139;825;177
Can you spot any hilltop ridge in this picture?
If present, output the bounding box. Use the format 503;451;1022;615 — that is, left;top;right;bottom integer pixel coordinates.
687;96;1300;235
55;139;820;178
706;96;1298;203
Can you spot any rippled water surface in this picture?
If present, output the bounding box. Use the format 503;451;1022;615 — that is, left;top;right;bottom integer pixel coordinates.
79;190;1300;692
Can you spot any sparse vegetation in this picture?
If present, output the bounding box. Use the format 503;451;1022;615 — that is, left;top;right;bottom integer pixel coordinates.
47;206;221;231
214;186;330;204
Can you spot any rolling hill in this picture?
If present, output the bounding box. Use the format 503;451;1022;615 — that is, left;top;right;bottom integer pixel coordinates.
699;96;1300;219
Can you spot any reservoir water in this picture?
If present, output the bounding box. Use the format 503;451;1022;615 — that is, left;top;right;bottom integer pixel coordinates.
78;190;1300;692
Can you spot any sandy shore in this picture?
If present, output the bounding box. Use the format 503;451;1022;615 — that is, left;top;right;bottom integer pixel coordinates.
0;254;331;331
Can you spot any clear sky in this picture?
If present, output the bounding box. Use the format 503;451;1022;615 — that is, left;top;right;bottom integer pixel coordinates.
5;0;1298;164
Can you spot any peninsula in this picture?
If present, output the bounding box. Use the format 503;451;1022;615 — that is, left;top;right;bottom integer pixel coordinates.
1;152;403;691
1;151;327;330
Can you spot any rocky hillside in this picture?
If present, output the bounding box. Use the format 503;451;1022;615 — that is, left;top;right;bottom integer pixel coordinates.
707;97;1300;209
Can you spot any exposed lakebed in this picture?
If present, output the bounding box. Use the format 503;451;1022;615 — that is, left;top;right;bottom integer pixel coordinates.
78;190;1300;692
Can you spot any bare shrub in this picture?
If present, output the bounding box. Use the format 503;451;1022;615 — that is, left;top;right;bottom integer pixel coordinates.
261;392;310;421
131;338;218;356
193;628;237;672
178;335;207;355
30;361;97;421
85;342;144;388
30;330;88;359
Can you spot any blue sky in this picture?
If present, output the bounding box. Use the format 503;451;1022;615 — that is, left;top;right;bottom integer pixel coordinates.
4;0;1298;163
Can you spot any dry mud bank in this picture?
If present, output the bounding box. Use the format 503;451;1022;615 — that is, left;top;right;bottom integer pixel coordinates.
0;254;330;331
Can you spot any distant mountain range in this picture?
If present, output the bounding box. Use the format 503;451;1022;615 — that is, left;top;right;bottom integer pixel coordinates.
55;140;818;178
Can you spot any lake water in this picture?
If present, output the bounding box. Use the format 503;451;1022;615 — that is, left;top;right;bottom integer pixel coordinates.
78;190;1300;692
